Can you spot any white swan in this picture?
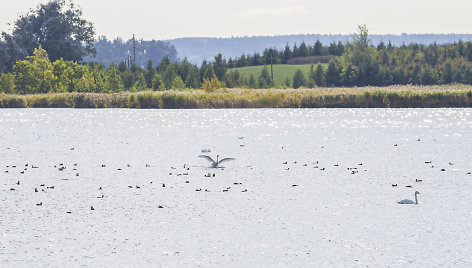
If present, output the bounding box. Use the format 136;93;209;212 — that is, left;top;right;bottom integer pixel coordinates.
397;191;420;205
199;155;235;168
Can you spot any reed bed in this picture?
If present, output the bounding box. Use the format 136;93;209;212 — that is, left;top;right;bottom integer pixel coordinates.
1;85;472;108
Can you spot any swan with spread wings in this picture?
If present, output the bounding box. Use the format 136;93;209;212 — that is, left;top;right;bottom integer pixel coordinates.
199;155;235;168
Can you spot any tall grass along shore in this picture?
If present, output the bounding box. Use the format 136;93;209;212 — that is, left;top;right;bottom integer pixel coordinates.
2;85;472;109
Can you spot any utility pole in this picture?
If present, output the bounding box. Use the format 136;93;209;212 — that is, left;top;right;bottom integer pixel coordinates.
127;50;130;68
270;49;274;82
132;34;136;65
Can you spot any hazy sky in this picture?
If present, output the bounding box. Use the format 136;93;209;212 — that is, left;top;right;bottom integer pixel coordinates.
1;0;472;40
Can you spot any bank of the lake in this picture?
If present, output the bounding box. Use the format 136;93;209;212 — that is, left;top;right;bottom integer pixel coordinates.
2;85;472;108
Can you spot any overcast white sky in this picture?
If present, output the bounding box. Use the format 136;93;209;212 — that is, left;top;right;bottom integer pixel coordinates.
1;0;472;40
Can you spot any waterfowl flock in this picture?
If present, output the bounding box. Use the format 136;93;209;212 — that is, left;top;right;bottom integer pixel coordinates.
2;137;469;215
1;145;245;214
275;138;472;206
2;109;472;266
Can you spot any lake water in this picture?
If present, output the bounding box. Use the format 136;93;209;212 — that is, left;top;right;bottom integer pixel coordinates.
1;108;472;267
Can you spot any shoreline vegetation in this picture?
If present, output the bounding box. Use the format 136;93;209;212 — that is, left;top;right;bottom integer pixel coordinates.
2;85;472;109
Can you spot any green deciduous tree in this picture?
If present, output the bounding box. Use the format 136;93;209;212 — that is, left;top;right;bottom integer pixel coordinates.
52;58;68;92
201;75;224;92
0;73;15;93
130;73;146;92
105;66;123;92
31;46;54;93
171;76;186;90
340;25;378;86
13;46;54;93
1;0;95;71
151;73;165;91
13;60;35;93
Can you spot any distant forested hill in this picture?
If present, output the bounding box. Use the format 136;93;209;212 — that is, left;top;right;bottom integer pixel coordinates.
168;34;472;64
85;34;472;67
84;36;178;67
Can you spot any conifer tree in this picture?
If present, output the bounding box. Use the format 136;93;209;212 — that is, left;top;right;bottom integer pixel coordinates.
314;64;325;86
292;68;306;88
299;42;308;57
283;44;292;64
325;62;340;86
248;74;256;88
313;40;323;56
258;66;273;88
144;59;156;88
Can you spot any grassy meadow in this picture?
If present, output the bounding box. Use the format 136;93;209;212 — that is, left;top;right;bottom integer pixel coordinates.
228;64;327;86
1;85;472;109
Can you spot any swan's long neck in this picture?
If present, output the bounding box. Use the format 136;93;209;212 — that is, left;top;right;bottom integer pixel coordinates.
415;192;418;205
216;155;219;164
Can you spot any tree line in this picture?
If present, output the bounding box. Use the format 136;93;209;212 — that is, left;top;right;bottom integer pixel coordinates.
2;0;472;93
287;25;472;88
227;41;344;68
0;46;233;94
0;43;289;93
3;30;472;93
168;34;472;65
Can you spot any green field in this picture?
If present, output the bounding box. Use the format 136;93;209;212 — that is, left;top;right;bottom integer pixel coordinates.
228;64;326;87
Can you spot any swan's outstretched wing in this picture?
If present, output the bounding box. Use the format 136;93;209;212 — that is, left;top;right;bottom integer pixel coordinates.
199;155;215;163
219;158;235;164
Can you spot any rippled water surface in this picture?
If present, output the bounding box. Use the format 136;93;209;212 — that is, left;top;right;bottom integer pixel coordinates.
1;108;472;267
